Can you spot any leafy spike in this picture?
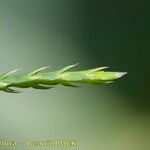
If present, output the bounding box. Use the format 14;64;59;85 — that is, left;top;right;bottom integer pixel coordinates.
0;65;127;93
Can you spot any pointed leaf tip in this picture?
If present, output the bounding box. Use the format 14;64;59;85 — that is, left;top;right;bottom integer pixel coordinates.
116;72;127;78
58;63;79;73
30;66;50;75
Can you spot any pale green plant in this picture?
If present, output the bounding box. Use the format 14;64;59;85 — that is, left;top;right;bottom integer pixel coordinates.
0;64;127;93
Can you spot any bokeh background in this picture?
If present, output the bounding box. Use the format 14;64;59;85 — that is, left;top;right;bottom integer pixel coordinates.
0;0;149;150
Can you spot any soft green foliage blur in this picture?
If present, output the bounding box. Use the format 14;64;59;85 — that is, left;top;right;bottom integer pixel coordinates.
0;0;149;150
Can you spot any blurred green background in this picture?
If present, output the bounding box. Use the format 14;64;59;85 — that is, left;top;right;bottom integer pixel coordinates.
0;0;149;150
